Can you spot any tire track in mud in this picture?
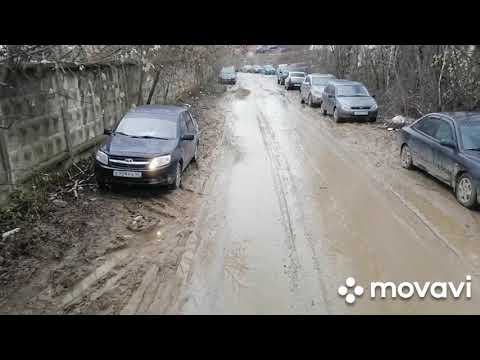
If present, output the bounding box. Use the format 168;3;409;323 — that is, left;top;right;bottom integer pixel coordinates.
120;97;232;315
282;89;480;277
255;103;331;313
59;102;224;314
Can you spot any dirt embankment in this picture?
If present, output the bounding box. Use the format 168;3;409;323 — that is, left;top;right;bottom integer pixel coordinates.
0;84;231;314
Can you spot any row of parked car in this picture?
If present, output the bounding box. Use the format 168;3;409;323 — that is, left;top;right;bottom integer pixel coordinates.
276;65;480;210
277;66;378;123
239;64;276;75
92;63;480;210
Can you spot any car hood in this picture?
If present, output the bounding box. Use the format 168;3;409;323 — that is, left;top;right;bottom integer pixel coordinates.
101;135;178;158
463;150;480;163
337;96;376;107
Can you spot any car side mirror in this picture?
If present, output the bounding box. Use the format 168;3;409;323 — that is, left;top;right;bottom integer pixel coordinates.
181;134;194;141
440;139;456;149
104;129;112;135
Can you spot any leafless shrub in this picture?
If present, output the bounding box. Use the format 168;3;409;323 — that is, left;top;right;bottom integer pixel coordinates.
306;45;480;119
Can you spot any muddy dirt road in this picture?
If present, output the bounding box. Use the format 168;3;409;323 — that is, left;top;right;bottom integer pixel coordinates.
168;73;480;314
3;74;480;314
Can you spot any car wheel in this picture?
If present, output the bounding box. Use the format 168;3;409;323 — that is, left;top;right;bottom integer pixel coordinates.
333;108;341;123
400;144;414;170
169;162;182;190
321;103;327;116
96;176;108;192
456;173;478;209
368;116;377;123
192;142;199;162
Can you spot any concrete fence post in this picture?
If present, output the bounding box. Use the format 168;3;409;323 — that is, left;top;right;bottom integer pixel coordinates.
0;127;13;186
53;72;73;158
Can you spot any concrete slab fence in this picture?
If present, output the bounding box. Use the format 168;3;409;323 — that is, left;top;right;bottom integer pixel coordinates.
0;62;203;204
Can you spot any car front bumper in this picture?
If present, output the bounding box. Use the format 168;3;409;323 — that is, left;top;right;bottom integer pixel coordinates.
337;108;378;120
310;94;323;104
95;161;178;186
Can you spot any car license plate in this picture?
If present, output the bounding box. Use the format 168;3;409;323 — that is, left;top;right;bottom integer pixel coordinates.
113;170;142;178
354;111;369;116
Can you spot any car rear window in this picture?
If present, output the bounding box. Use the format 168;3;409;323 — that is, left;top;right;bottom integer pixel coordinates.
115;116;177;139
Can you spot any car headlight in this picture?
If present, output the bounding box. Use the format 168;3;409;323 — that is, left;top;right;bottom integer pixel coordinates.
370;103;378;111
149;155;171;170
339;102;350;110
96;150;108;165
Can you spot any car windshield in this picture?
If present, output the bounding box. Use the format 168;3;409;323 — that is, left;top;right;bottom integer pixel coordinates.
312;77;333;86
460;121;480;150
222;67;235;75
290;72;305;78
115;116;177;139
336;84;370;97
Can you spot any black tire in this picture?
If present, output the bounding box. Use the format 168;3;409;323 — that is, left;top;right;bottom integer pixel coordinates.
96;177;108;192
308;95;313;107
322;103;327;116
192;142;199;162
456;173;478;209
168;162;182;190
368;116;377;123
400;144;414;170
333;108;342;123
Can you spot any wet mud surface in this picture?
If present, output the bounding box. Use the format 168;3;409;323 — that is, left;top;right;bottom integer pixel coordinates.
3;74;480;314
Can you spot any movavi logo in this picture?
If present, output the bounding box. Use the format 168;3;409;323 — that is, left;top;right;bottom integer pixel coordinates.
338;276;472;304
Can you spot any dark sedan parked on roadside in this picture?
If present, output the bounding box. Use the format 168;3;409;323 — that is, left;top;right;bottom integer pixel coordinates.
95;105;199;191
321;80;378;122
400;112;480;209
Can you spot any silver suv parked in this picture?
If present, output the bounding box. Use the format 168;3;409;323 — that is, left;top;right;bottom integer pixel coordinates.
300;74;336;107
285;71;306;90
321;80;378;123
